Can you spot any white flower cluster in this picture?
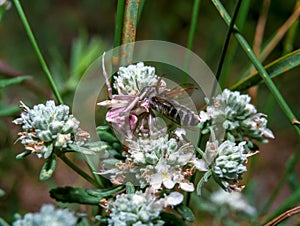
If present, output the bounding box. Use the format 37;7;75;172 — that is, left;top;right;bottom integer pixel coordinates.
108;189;183;226
196;139;254;191
12;204;77;226
114;62;159;95
103;133;198;194
98;62;274;224
201;89;274;145
13;101;90;158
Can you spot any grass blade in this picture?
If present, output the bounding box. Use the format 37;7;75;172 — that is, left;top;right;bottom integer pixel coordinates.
211;0;300;138
13;0;63;104
0;76;30;89
231;49;300;91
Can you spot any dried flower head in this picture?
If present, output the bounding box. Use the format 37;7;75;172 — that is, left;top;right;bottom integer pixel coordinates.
12;204;77;226
13;101;90;159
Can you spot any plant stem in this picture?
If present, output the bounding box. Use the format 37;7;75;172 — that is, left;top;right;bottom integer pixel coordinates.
13;0;63;104
84;156;106;188
120;0;140;65
253;0;270;56
221;0;250;85
112;0;126;69
187;0;201;51
230;49;300;91
212;0;242;96
211;0;300;138
259;4;300;62
184;0;201;82
58;153;99;188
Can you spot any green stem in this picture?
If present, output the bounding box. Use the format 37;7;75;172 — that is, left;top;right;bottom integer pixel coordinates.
221;0;250;86
112;0;126;70
212;0;242;95
211;0;300;137
114;0;126;49
137;0;146;23
13;0;63;104
58;153;99;188
85;156;106;188
187;0;201;51
184;0;201;82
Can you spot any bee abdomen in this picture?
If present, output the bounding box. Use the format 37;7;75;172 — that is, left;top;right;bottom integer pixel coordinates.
150;96;200;126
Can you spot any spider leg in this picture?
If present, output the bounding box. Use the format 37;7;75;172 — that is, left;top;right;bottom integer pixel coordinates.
119;87;150;116
148;113;167;137
102;52;112;99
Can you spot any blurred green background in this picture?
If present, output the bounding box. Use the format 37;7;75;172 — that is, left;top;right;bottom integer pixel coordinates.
0;0;299;224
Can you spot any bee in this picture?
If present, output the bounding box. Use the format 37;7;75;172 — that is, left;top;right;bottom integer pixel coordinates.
98;53;200;138
146;81;200;127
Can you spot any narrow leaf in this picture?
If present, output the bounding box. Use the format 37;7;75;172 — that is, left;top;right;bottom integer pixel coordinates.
231;49;300;91
0;76;30;89
196;170;212;196
68;142;111;155
0;218;10;226
95;215;108;223
16;150;32;159
175;204;195;222
50;186;124;205
39;155;56;180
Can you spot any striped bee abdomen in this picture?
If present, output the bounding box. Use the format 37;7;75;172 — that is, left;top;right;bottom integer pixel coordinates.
150;96;200;127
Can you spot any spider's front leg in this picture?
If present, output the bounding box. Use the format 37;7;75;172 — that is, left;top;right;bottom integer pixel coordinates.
148;113;168;137
102;52;113;99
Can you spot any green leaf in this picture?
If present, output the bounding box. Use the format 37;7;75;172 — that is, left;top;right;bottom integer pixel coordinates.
97;127;119;143
0;104;20;117
0;7;5;22
126;182;135;194
231;45;300;92
95;215;108;223
39;154;56;180
0;76;30;89
175;204;195;222
196;170;212;196
16;150;32;159
0;218;10;226
160;212;188;226
68;142;111;155
50;186;124;205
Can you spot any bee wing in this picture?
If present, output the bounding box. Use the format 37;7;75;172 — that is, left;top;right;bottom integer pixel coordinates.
161;83;197;99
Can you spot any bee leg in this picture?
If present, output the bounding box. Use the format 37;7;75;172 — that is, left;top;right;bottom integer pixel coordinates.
102;52;112;99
